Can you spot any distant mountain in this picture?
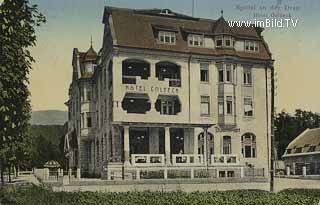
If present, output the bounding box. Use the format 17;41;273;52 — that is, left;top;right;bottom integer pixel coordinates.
30;110;68;125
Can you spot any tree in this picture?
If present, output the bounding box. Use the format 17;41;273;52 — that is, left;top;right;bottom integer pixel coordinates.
0;0;45;184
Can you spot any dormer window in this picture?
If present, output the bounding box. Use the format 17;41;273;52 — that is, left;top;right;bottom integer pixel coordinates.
160;9;173;16
245;40;259;52
158;31;176;45
188;34;204;47
215;35;234;48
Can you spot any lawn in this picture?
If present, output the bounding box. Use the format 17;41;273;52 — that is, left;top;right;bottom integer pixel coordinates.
0;185;319;204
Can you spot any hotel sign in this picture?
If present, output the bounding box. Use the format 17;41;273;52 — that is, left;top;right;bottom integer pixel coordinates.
125;85;179;94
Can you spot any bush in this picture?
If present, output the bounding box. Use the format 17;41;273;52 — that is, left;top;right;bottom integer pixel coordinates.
0;186;319;204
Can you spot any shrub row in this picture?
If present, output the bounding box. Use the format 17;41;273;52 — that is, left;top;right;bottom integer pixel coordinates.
0;185;319;204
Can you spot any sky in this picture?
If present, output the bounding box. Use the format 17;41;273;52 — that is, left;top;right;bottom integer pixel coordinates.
29;0;320;113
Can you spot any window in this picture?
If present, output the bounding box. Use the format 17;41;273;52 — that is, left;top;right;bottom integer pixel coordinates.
308;146;316;152
244;97;253;116
216;35;234;48
245;40;259;52
243;68;252;85
161;100;175;115
241;133;256;158
86;89;92;101
158;31;176;45
87;115;92;128
223;136;231;154
218;64;224;82
188;34;204;47
226;96;233;115
226;64;232;82
218;97;224;115
295;147;302;153
200;96;210;116
225;36;232;47
218;63;236;83
286;149;292;154
81;113;84;128
200;63;209;82
216;36;223;47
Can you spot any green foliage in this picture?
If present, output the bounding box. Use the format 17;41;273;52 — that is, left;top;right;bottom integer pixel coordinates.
275;109;320;158
27;125;66;168
0;186;320;204
0;0;45;182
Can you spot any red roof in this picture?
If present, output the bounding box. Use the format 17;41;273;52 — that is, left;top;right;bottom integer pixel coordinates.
104;7;272;60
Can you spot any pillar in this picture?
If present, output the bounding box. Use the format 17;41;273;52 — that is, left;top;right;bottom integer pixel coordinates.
76;168;81;179
286;166;290;176
193;129;199;163
302;166;307;176
165;127;171;165
124;126;130;166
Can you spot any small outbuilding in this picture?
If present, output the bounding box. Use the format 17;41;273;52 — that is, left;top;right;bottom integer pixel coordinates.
282;128;320;176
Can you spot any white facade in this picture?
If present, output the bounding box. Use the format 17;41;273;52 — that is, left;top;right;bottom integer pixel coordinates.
65;7;274;180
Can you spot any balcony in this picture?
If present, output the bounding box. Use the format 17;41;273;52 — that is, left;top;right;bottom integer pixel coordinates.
210;155;239;165
156;61;181;87
131;154;165;166
172;154;204;165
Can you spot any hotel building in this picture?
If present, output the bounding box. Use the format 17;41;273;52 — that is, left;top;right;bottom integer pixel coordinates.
65;7;274;180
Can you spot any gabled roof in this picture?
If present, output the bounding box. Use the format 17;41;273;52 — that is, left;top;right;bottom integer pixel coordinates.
283;128;320;157
212;17;234;35
103;6;272;61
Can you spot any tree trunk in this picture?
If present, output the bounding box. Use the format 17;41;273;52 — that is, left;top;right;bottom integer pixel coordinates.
15;164;19;177
0;159;4;186
8;165;11;183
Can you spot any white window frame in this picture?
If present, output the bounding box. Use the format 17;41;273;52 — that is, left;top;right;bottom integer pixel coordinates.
243;68;252;86
218;97;224;115
241;134;256;158
226;96;233;115
216;35;234;48
188;34;204;47
222;136;232;155
200;96;210;116
225;64;233;83
161;100;175;115
200;62;209;83
158;31;176;45
244;97;254;117
245;40;259;52
215;36;223;48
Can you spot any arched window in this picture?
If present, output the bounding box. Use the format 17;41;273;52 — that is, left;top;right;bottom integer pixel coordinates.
223;136;231;154
241;133;256;158
197;132;214;154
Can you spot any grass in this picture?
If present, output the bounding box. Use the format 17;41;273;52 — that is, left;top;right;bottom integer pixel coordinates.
0;185;319;204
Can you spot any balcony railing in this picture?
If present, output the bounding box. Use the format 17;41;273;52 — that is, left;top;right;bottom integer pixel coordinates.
131;154;165;166
169;79;181;87
172;154;204;165
122;75;137;84
210;154;239;165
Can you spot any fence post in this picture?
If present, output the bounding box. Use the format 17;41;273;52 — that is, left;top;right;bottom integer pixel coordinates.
240;167;244;178
302;166;307;176
190;168;194;179
286;166;290;176
164;168;168;179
